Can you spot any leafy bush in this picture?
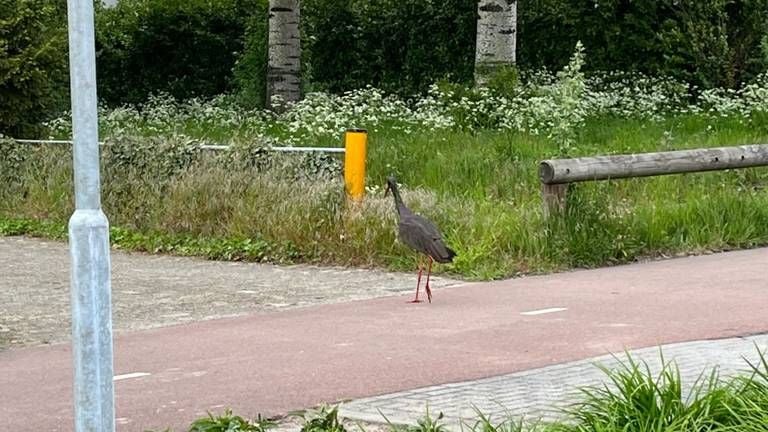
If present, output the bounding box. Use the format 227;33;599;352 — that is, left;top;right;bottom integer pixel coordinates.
519;0;768;89
221;140;343;181
102;135;205;184
0;139;35;203
302;0;477;95
95;0;259;105
0;0;68;137
86;0;768;109
485;66;520;99
6;0;768;125
300;0;768;94
763;34;768;66
43;50;768;146
0;139;28;186
233;0;269;108
723;0;768;87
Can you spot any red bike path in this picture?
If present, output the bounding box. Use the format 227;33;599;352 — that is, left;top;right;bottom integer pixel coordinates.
2;248;767;431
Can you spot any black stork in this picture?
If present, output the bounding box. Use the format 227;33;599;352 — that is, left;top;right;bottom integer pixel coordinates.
385;176;456;303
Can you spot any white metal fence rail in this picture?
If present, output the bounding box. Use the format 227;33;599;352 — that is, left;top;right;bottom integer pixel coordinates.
11;138;346;153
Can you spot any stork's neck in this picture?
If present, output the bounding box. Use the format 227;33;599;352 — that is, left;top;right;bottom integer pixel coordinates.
389;182;409;216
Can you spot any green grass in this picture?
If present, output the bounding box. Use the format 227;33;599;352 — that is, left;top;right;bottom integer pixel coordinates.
145;350;768;432
297;406;350;432
4;114;768;279
188;408;275;432
541;350;768;432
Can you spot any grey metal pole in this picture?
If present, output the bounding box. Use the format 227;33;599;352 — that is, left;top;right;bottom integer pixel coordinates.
66;0;115;430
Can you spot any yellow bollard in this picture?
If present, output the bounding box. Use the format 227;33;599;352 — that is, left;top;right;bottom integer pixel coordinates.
344;128;367;202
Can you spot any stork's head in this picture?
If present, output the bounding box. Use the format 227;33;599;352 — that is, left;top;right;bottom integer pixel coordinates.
384;175;398;197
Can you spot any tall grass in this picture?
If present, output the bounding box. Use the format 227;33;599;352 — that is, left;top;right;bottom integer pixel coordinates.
5;50;768;278
3;111;768;279
542;351;768;432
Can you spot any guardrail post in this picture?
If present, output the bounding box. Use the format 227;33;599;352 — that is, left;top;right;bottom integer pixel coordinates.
344;129;368;203
542;183;569;218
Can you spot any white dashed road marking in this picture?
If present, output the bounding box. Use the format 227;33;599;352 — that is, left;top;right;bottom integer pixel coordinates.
520;307;568;316
113;372;151;381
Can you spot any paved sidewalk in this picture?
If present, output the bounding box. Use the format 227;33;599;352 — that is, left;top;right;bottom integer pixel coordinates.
0;237;458;349
340;334;768;427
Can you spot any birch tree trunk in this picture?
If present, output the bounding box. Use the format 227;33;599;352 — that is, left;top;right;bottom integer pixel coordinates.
267;0;301;111
474;0;517;86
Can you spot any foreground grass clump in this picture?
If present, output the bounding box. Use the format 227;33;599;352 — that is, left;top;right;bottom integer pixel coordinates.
147;351;768;432
187;408;274;432
547;351;768;432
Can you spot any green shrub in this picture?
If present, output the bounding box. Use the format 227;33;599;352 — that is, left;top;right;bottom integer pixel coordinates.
95;0;258;105
303;0;477;95
486;66;520;97
0;139;29;196
723;0;768;87
0;0;68;137
519;0;768;89
233;0;269;108
298;0;768;95
102;135;204;184
762;34;768;67
88;0;768;108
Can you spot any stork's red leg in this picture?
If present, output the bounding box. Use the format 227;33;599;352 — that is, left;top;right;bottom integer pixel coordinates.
425;257;433;303
408;256;424;303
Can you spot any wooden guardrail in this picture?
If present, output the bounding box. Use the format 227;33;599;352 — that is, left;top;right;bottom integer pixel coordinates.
538;144;768;216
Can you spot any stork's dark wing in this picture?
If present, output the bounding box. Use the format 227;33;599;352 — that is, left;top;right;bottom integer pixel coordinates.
398;213;456;263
